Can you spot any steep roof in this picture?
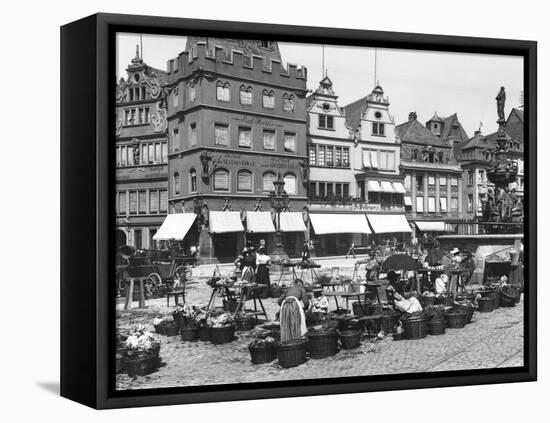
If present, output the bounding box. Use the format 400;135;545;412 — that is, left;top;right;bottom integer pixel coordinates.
343;96;369;131
461;131;495;150
505;108;525;142
395;115;450;147
440;113;470;143
426;111;444;124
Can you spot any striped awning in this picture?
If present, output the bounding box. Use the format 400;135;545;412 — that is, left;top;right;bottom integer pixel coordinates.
153;213;197;241
279;212;307;232
209;211;244;233
366;214;412;234
367;180;382;192
246;211;275;233
310;213;371;235
380;181;395;193
392;182;406;194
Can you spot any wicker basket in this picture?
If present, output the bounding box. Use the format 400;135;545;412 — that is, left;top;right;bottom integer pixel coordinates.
125;353;158;377
180;326;198;342
307;330;338;359
209;325;236;344
236;315;256;332
381;312;399;335
198;326;210;342
428;316;446;335
452;303;475;324
477;297;494;313
153;321;169;335
338;329;362;349
276;339;307;368
500;286;520;307
445;310;467;329
365;303;384;316
352;301;367;317
422;295;436;308
401;315;430;339
269;285;283;298
249;344;276;364
165;323;180;337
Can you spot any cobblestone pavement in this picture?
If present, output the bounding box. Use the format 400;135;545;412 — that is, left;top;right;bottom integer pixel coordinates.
116;261;524;390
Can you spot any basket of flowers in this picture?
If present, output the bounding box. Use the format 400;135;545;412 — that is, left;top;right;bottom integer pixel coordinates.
434;293;454;306
172;304;197;328
208;313;236;344
124;325;161;377
248;337;277;364
152;317;170;335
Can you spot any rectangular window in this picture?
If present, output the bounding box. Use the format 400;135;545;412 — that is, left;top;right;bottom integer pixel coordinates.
141;86;146;100
283;96;294;112
284;133;296;152
116;147;121;167
189;84;196;102
343;148;349;166
404;175;411;190
386;151;395;170
439;176;447;187
327;183;334;197
428;197;436;212
119;192;127;215
318;146;325;166
238;172;252;192
134;229;142;250
318;114;334;129
141;144;148;164
318;183;325;198
162;143;168;163
451;177;458;187
214;124;229;146
416;197;424;213
326;146;333;166
334;147;342;166
468;171;474;185
238;127;252;148
240;88;252;105
130;109;137;125
172;127;180;148
263;173;275;192
216;84;230;102
129;191;137;214
159;190;168;213
150;190;158;213
124;110;131;125
144;108;149;123
148;144;154;164
379;151;388;170
416;175;424;191
263;130;275;150
189;123;197;147
451;197;459;211
428;176;435;186
343;184;349;198
468;194;474;212
335;183;342;197
440;197;447;212
372;122;385;135
369;150;379;168
308;145;316;165
214;170;230;191
138;191;147;214
263;93;274;108
128;89;134;102
120;146;127;166
155;143;161;164
172;91;178;108
308;182;317;197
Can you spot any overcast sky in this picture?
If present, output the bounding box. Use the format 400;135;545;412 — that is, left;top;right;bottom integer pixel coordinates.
117;33;523;136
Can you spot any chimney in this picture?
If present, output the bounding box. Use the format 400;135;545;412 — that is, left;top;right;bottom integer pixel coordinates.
408;112;417;122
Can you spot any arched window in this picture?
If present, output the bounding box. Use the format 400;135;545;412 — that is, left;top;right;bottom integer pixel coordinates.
283;173;296;194
262;89;275;108
213;168;230;191
239;85;253;105
189;169;197;192
262;172;276;192
237;170;253;192
173;172;180;195
283;93;294;112
216;81;231;102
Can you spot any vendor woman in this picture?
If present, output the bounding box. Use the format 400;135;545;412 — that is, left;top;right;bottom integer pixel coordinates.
277;279;309;342
255;247;271;286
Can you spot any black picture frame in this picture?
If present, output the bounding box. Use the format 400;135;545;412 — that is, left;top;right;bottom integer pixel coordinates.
60;12;537;409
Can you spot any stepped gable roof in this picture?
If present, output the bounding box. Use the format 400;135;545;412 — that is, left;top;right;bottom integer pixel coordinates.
395;113;450;148
185;37;282;63
343;95;368;131
440;113;470;143
505;108;525;142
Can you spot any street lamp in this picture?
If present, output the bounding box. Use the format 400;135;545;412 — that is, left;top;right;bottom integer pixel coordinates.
269;173;290;264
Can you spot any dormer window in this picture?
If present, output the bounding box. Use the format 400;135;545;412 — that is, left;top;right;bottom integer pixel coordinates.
318;114;334;129
260;40;271;49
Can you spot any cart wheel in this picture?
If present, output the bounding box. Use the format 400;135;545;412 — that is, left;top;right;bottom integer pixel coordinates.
175;265;192;281
145;273;162;298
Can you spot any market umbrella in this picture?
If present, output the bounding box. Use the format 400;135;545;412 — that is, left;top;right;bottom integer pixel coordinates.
381;254;423;272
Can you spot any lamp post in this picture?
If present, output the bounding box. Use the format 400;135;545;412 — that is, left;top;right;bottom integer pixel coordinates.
269;173;290;265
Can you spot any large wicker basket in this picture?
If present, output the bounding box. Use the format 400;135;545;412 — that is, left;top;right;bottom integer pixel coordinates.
277;339;307;368
125;352;159;377
249;344;276;364
209;325;236;344
180;326;198;342
198;326;210;342
477;297;494;313
428;316;446;335
452;303;475;324
338;330;362;349
445;310;467;329
307;330;338;359
164;323;180;337
401;315;430;339
235;315;256;332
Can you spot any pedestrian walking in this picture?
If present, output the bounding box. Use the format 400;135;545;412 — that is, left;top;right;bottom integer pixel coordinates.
346;241;356;259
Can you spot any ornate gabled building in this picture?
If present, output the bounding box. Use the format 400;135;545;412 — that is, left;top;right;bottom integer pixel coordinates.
162;38;309;262
114;47;169;249
396;112;465;235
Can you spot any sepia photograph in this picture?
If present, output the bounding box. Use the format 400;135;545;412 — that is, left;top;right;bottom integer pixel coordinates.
113;32;526;391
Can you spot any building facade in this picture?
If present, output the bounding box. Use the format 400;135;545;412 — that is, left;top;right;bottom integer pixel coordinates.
114;48;169;249
396;112;466;236
164;38;309;262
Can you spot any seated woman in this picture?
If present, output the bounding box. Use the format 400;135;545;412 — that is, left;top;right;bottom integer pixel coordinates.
277;279;310;342
386;285;423;314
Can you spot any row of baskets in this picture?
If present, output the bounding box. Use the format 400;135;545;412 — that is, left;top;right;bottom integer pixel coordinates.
249;328;364;368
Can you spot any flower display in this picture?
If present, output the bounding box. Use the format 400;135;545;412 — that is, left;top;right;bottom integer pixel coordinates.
124;325;160;355
207;312;234;328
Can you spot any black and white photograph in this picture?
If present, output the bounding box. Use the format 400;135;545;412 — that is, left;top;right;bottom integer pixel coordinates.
113;32;527;391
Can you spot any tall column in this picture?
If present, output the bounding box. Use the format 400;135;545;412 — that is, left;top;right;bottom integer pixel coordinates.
411;171;416;217
423;172;429;216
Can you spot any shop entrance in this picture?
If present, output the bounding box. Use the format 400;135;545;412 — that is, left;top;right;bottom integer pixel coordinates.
213;232;242;262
